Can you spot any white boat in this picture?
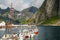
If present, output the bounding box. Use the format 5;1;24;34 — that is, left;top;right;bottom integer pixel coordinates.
19;33;24;40
0;28;5;31
23;29;35;40
34;27;38;33
2;34;10;39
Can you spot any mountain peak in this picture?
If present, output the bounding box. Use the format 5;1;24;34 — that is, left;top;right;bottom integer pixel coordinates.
29;6;38;13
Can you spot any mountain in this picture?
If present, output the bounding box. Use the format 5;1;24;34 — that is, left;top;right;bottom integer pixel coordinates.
0;7;20;24
28;6;38;13
0;6;38;24
19;6;38;20
0;7;20;14
28;0;60;25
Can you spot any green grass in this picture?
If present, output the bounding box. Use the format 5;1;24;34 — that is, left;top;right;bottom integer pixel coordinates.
20;20;29;24
42;16;60;24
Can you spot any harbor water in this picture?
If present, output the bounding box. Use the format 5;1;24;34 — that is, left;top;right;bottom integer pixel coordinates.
0;26;60;40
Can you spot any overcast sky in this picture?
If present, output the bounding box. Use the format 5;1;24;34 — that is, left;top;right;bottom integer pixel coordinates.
0;0;44;11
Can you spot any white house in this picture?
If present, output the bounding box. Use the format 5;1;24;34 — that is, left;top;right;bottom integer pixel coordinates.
0;21;5;26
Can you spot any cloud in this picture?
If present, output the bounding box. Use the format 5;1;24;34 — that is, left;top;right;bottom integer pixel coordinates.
0;4;7;9
32;0;45;8
0;0;44;11
12;0;30;11
14;3;30;11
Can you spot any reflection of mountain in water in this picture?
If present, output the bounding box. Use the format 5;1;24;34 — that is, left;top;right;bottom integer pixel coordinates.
0;30;5;38
0;28;19;38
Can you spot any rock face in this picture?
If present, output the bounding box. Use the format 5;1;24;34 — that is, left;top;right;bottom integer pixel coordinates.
29;0;60;25
58;0;60;17
35;1;46;24
46;0;60;18
46;0;56;18
31;0;60;25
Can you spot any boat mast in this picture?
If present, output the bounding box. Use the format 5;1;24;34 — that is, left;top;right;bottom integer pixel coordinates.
10;2;14;23
9;2;14;34
5;2;14;37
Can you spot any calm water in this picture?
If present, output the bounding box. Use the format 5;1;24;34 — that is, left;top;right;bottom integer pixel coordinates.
0;26;60;40
38;26;60;40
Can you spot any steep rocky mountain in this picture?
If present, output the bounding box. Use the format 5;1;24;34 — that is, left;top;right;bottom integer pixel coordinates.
28;0;60;25
27;0;46;24
18;6;38;20
29;6;38;13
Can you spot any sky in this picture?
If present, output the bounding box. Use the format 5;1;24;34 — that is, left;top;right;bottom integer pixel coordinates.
0;0;44;11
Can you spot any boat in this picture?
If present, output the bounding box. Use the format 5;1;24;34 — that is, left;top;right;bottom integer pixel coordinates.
34;27;38;35
2;34;10;39
19;32;24;40
0;26;38;40
0;28;5;31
